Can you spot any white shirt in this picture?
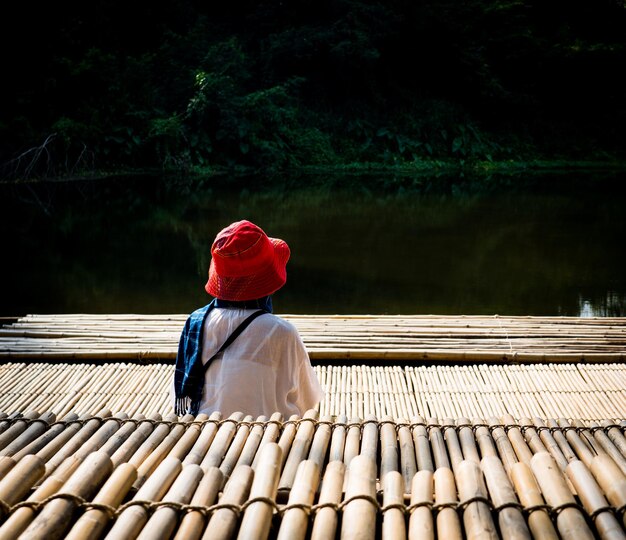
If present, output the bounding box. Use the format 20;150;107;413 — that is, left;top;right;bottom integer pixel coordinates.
171;308;323;418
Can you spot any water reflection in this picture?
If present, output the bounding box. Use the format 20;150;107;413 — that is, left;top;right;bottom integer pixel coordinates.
579;292;626;318
1;172;625;316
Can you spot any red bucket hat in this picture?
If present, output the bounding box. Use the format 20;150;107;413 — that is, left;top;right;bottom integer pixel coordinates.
205;220;290;301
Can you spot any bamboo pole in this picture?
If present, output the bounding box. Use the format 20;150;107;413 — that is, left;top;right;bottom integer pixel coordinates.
279;409;318;490
530;452;595;540
137;464;204;540
18;451;113;540
398;419;417;492
566;460;626;540
0;457;15;481
557;418;594;467
329;414;348;463
443;418;463;477
98;414;144;457
173;466;223;540
457;417;480;464
110;413;162;468
339;366;347;417
0;411;41;451
545;419;578;463
589;423;626;477
202;465;254;540
274;414;300;470
0;452;81;537
519;417;548;455
11;413;79;462
590;454;626;528
429;419;451;470
64;463;137;540
380;415;399;480
277;460;320;540
40;410;112;481
311;461;345;540
456;460;498;540
104;456;182;540
40;412;127;486
433;467;463;540
488;417;519;480
327;368;336;417
411;417;434;472
250;412;282;470
571;420;604;456
382;471;405;540
480;455;530;540
361;414;379;462
308;414;332;475
509;465;556;538
181;411;222;467
128;414;177;471
600;420;626;461
343;416;361;472
408;470;433;540
532;418;569;471
0;454;45;511
472;418;497;459
132;414;193;491
0;413;18;435
234;415;268;470
365;366;375;418
219;415;254;483
237;443;282;540
0;412;55;458
502;414;534;466
30;413;92;465
164;413;209;461
341;454;377;540
200;412;245;471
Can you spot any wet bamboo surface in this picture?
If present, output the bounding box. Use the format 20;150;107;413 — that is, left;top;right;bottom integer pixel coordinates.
1;314;625;362
0;410;624;539
0;362;623;422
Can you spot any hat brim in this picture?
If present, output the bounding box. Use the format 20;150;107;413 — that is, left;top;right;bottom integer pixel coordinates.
205;238;290;301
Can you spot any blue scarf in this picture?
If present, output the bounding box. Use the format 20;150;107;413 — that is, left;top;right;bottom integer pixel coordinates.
173;296;273;416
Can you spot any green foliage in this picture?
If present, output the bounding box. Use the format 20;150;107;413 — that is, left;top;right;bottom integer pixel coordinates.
449;124;502;162
53;117;91;144
289;126;338;165
149;114;189;169
185;38;332;169
2;0;626;178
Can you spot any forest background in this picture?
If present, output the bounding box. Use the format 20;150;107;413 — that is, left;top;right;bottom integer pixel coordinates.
2;0;626;180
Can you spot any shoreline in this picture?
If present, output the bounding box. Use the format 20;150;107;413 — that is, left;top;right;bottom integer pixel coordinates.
2;159;626;184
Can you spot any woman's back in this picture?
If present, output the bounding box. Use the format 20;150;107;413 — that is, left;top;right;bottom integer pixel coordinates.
198;308;322;417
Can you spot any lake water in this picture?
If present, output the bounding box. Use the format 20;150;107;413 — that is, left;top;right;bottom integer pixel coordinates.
1;171;625;317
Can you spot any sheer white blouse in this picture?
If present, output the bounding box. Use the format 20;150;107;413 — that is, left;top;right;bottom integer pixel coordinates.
171;308;323;418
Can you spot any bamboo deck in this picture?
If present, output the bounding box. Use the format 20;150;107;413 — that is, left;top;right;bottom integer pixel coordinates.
0;313;625;538
0;362;624;422
0;410;625;539
1;313;625;362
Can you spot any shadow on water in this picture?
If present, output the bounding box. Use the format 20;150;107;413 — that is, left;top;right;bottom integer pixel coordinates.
1;171;625;316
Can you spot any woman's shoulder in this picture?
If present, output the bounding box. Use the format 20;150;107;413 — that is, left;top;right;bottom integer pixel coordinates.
258;313;299;335
203;309;301;343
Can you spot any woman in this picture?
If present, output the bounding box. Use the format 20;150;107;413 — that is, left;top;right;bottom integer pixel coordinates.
172;219;323;418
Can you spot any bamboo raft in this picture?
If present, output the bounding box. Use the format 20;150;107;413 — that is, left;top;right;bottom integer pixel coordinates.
1;314;625;362
0;313;625;538
0;362;624;422
0;410;625;539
